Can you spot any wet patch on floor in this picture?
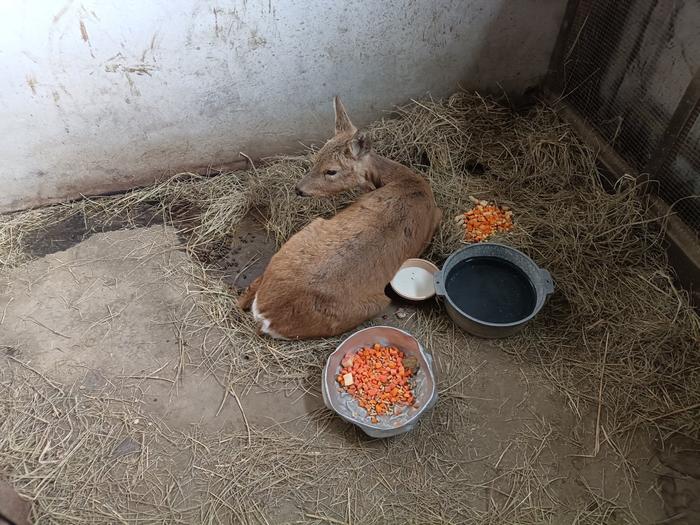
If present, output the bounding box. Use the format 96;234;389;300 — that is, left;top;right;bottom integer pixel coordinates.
23;203;164;258
208;215;277;290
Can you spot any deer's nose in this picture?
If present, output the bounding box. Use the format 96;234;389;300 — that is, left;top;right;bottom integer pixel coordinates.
295;186;307;197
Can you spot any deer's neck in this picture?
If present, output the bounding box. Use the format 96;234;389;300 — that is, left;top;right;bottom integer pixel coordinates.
363;153;422;189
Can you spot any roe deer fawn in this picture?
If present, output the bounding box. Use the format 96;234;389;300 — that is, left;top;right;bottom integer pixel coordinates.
239;97;441;339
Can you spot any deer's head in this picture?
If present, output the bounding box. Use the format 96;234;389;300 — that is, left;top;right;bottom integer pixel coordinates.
295;97;373;197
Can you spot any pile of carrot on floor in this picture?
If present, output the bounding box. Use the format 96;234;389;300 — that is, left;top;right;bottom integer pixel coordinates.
456;197;514;243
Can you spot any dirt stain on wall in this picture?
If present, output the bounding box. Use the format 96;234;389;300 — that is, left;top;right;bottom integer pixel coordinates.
26;75;37;95
52;0;74;24
79;20;90;42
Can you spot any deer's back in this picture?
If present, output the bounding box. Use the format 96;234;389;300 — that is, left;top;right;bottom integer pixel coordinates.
265;178;436;293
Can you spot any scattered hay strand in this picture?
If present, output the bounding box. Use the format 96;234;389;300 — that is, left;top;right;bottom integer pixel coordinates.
140;91;698;443
0;362;570;524
1;91;698;523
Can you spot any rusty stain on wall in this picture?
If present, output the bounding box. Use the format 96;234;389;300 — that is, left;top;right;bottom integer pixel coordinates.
79;20;89;42
53;0;74;24
78;18;96;58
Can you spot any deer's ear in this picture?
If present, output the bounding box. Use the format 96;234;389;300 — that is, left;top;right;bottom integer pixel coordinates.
349;130;371;158
334;96;356;134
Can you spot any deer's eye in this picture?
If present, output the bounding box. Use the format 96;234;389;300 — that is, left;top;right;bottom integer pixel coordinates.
325;170;338;176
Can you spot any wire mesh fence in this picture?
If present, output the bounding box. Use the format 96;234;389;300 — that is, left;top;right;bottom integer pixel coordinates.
556;0;700;231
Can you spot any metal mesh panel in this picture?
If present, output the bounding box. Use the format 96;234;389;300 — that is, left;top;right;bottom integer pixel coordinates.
559;0;700;231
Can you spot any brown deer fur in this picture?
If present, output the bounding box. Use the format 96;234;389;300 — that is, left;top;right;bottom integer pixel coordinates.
239;97;441;339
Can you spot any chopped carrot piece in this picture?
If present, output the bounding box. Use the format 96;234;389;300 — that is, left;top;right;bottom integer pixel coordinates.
337;343;417;422
459;198;514;243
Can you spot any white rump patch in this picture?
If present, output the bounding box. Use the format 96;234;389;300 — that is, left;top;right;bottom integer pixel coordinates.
252;295;288;340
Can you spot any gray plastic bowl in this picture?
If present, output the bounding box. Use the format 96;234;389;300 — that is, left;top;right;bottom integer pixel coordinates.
321;326;438;439
434;243;554;338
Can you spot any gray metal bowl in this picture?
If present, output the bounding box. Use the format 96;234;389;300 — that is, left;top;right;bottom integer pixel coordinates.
434;243;554;338
321;326;438;439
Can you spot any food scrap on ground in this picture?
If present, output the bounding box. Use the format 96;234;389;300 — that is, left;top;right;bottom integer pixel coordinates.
337;343;415;423
455;196;514;242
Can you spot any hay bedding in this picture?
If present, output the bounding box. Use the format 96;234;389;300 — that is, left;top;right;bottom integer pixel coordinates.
1;92;699;523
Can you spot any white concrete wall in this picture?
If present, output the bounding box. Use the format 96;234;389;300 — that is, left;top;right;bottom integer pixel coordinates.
0;0;566;212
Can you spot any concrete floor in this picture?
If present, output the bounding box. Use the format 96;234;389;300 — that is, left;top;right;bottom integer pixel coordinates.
0;226;317;434
1;223;697;523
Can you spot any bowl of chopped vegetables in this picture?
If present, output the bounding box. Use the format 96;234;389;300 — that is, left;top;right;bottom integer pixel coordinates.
321;326;438;438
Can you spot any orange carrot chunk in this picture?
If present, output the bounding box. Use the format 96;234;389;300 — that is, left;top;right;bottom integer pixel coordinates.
338;343;417;420
461;199;514;243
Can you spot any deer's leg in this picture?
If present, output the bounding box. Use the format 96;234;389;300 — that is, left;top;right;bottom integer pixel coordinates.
332;293;391;334
238;276;262;311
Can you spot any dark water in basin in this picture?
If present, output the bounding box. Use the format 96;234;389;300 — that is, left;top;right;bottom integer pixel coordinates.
445;257;536;324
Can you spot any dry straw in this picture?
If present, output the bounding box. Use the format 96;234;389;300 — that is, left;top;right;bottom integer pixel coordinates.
1;91;698;523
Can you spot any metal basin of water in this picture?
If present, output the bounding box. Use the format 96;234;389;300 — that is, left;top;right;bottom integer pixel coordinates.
434;243;555;338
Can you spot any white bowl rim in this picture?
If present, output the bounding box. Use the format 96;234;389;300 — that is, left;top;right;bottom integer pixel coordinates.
390;258;439;300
